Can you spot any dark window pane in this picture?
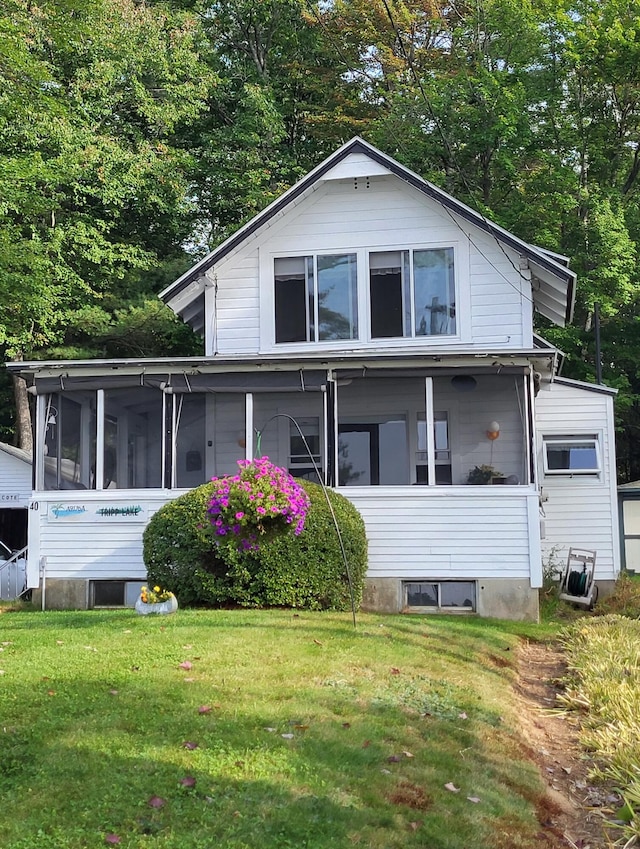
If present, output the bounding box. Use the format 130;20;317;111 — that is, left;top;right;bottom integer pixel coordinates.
440;582;475;608
93;581;125;606
406;582;438;606
370;271;403;337
275;277;307;342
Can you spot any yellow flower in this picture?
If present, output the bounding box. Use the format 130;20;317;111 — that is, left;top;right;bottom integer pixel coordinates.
153;586;161;593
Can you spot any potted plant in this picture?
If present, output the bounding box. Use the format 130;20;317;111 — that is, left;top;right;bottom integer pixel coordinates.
135;585;178;615
466;465;504;485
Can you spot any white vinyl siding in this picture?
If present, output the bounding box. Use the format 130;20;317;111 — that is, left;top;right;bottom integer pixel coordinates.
204;252;261;356
0;450;32;506
26;493;171;586
535;381;619;580
344;488;540;583
26;487;541;590
204;175;533;356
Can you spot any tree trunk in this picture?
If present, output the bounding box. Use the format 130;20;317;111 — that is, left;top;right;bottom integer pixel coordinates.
11;358;33;454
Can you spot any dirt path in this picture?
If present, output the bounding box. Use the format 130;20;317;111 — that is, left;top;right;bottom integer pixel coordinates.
516;640;621;848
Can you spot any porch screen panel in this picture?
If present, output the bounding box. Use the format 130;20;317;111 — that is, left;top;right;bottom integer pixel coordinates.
175;393;208;489
103;387;163;488
43;392;96;491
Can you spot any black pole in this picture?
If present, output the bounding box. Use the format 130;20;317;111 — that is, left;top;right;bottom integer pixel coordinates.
594;302;603;385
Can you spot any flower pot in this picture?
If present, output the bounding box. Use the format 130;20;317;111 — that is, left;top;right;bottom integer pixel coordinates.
135;594;178;615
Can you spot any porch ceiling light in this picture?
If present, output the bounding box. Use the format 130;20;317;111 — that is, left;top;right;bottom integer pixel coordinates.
486;421;500;440
451;375;477;392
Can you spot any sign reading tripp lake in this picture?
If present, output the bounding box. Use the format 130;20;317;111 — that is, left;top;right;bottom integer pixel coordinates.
47;503;147;522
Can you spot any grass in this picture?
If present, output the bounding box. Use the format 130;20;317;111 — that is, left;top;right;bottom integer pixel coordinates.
0;607;555;849
553;575;640;844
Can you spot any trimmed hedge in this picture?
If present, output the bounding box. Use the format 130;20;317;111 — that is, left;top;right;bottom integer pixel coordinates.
142;479;368;610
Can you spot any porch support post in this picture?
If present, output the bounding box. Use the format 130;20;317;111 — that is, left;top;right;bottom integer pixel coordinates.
324;378;337;487
425;377;436;486
162;390;173;489
170;393;179;489
525;367;536;486
245;392;254;461
96;389;105;491
35;394;46;490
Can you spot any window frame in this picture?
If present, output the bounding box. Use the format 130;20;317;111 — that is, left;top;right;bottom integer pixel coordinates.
542;435;601;477
368;247;457;340
264;241;465;351
403;580;476;613
273;252;359;345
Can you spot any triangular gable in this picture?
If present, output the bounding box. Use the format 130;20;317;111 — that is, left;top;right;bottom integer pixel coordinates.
161;137;576;330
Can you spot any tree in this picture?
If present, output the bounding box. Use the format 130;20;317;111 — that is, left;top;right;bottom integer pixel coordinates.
0;0;213;447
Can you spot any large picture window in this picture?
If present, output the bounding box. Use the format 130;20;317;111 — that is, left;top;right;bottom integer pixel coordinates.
274;254;358;343
369;248;455;338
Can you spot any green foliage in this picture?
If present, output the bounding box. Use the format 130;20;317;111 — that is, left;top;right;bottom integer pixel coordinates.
143;479;368;611
594;572;640;619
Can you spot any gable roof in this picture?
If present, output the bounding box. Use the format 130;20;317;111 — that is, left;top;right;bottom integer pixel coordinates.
161;137;576;332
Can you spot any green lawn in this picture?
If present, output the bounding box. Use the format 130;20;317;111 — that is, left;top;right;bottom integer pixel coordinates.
0;607;555;849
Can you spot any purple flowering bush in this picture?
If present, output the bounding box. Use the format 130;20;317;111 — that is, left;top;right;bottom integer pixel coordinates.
143;473;367;610
207;457;310;552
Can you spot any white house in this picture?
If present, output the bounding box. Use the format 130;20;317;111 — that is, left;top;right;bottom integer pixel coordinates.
6;138;620;618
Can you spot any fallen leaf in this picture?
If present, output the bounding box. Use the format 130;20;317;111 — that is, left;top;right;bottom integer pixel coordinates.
445;783;460;793
56;640;64;645
390;667;401;675
182;741;199;750
362;740;371;748
178;661;193;671
109;689;119;696
104;834;121;844
458;712;468;720
183;644;193;649
198;705;212;714
281;733;294;739
47;690;56;696
342;722;351;729
264;727;277;732
381;768;392;774
0;670;4;675
183;677;195;683
293;724;309;731
387;755;401;763
123;629;132;633
179;776;196;788
147;796;166;808
561;766;572;775
402;751;414;758
313;639;323;646
467;796;481;804
235;761;244;768
409;821;421;831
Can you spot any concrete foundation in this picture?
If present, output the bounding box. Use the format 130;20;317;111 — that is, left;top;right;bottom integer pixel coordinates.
362;577;540;621
32;578;89;611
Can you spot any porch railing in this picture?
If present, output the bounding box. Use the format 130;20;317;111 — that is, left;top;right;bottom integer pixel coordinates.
0;546;28;601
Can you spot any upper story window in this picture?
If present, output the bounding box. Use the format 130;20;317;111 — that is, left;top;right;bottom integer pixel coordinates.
369;248;455;338
274;254;358;343
543;436;601;476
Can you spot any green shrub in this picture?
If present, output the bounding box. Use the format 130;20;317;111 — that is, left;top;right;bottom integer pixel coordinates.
143;479;368;611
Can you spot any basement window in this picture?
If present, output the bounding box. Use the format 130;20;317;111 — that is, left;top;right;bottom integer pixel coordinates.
91;580;145;608
404;581;476;612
